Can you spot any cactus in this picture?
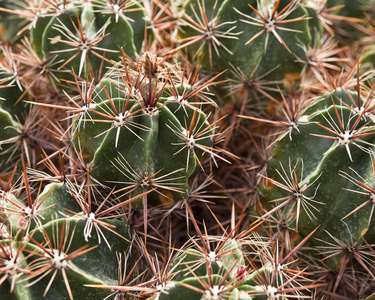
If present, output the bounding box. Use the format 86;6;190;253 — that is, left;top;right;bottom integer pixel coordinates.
1;0;375;299
0;46;35;172
69;50;217;207
257;86;375;291
0;162;137;299
157;237;292;300
28;0;147;80
324;0;374;43
0;62;27;119
174;0;319;106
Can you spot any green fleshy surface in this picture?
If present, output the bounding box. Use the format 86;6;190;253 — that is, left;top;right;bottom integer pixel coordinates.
159;275;224;300
0;67;27;120
17;241;115;300
259;89;375;269
39;2;136;80
28;216;130;286
0;108;23;172
89;101;195;202
37;182;81;224
72;79;213;204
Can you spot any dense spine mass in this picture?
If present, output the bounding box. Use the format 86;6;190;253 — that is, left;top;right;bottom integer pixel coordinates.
1;0;375;299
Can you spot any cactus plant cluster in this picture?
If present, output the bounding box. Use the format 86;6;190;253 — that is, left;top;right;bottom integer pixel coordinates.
1;0;375;299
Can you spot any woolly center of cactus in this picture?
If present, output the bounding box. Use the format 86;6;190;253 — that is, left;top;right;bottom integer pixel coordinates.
56;4;70;15
144;105;159;115
127;86;139;98
112;4;121;13
18;206;36;230
140;178;150;188
156;281;175;294
299;115;309;123
4;256;19;277
205;285;224;300
254;285;279;299
266;285;279;299
175;95;188;106
51;252;68;269
110;4;123;23
208;251;217;262
263;261;284;276
114;111;131;127
293;190;303;201
31;11;41;28
88;212;96;222
183;129;196;150
175;95;184;103
80;40;90;52
84;212;96;241
353;106;372;118
168;95;190;109
290;121;298;130
204;25;214;40
265;19;276;33
338;131;352;146
81;103;95;114
24;206;32;215
187;135;196;150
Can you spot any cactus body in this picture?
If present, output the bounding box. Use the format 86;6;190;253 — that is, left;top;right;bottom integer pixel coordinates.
2;1;375;299
72;77;213;204
30;1;146;80
0;182;131;300
178;0;315;102
159;238;288;300
259;88;375;268
0;108;23;172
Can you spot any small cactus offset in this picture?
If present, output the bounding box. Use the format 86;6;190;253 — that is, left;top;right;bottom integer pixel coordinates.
2;0;375;300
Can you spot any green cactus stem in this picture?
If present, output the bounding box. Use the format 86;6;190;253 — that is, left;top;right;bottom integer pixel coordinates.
258;87;375;269
72;66;214;206
30;0;146;80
